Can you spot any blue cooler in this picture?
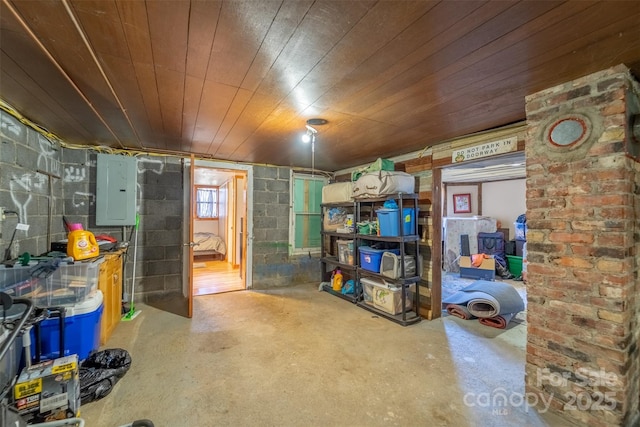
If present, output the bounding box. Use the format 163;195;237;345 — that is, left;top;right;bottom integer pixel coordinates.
377;208;417;236
32;290;103;361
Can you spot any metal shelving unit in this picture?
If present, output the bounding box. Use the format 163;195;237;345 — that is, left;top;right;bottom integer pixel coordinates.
354;193;421;326
320;201;358;304
320;193;421;326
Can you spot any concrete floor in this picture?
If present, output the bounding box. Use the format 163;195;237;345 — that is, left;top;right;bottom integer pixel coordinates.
81;283;578;427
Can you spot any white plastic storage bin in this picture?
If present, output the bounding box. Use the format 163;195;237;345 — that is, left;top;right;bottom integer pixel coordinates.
0;264;51;302
0;264;32;289
360;277;415;315
36;258;103;307
361;277;375;305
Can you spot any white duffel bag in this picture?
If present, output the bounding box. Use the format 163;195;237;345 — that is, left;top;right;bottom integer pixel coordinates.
322;181;354;203
353;171;415;198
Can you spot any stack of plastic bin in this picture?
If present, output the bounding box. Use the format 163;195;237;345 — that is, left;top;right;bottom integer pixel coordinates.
33;258;104;361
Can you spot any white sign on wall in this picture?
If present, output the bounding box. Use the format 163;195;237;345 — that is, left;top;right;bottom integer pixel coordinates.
452;136;518;163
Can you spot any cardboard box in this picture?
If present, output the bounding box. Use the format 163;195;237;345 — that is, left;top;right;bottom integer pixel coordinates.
323;206;349;231
13;355;80;424
459;256;496;280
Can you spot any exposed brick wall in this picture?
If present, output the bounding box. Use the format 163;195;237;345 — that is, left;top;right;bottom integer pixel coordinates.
251;165;319;289
524;65;639;426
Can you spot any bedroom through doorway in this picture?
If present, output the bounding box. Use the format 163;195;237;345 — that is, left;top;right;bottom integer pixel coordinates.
192;166;247;296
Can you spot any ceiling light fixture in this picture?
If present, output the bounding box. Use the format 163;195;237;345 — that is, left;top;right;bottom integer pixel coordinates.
300;119;327;175
302;124;317;144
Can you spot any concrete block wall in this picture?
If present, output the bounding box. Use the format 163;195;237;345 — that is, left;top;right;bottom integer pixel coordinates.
252;165;319;289
56;150;185;300
59;148;127;241
524;65;639;426
60;147;94;232
0;112;134;258
136;155;184;298
0;111;64;257
0;110;185;303
1;111;318;297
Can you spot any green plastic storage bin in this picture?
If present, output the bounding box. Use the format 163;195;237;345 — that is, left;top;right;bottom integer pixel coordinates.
506;255;523;277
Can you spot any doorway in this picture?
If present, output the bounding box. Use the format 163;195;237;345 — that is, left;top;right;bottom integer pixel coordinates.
433;151;526;317
191;166;247;296
180;159;253;318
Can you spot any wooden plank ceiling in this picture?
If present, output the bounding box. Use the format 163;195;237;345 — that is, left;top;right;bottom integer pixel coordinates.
1;0;639;171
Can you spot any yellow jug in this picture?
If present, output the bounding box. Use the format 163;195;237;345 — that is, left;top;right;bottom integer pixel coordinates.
332;269;343;292
67;230;99;260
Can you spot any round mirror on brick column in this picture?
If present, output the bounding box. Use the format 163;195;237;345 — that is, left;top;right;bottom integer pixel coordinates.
545;114;591;148
545;114;591;149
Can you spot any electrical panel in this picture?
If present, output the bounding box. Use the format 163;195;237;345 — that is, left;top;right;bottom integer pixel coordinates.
96;154;137;225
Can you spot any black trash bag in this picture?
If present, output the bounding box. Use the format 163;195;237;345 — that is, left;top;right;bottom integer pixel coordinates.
494;254;514;279
79;348;132;404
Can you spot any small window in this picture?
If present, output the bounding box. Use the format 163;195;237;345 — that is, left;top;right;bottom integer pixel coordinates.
195;186;219;219
289;172;326;254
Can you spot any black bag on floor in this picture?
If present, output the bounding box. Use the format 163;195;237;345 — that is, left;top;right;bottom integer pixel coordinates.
79;348;132;404
494;254;514;279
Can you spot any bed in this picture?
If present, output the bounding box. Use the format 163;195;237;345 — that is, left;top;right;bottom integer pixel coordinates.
193;232;227;259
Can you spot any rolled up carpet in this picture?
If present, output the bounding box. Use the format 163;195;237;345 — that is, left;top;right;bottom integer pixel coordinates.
443;280;524;318
466;295;501;318
478;313;516;329
446;304;476;320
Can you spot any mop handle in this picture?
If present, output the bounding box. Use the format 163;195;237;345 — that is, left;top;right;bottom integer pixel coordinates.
130;214;139;304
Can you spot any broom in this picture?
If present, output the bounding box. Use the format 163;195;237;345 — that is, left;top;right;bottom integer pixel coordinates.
122;214;141;321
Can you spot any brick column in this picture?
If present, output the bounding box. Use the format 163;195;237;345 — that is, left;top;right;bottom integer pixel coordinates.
524;65;639;426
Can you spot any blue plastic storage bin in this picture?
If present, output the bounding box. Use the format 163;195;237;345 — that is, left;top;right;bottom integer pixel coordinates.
31;290;103;361
514;222;527;241
376;208;417;236
401;208;417;235
359;246;400;273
